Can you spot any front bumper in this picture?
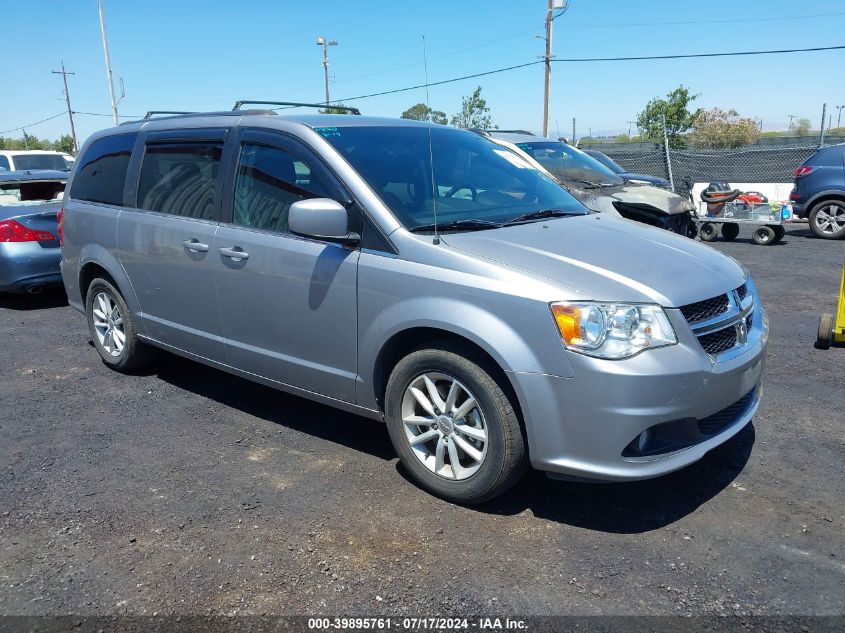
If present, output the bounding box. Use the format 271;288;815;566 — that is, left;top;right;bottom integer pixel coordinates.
0;242;62;292
510;304;768;481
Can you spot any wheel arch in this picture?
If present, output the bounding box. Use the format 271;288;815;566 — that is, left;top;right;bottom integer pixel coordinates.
77;246;144;331
371;326;527;442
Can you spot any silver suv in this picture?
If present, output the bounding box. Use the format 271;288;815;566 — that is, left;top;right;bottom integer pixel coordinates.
60;104;767;503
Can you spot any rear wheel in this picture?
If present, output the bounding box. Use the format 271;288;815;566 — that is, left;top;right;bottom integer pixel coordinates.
86;278;154;371
816;314;834;350
721;222;740;241
384;343;527;504
752;225;776;245
771;225;786;242
699;222;719;242
808;201;845;239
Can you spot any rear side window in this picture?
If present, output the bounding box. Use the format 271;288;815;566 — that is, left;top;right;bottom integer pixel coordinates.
137;143;222;220
233;143;331;233
0;155;10;171
70;133;137;205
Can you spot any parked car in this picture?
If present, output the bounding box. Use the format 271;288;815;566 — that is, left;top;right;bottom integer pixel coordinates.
0;170;66;293
0;150;74;172
60;106;767;503
583;149;671;189
484;131;696;237
790;143;845;239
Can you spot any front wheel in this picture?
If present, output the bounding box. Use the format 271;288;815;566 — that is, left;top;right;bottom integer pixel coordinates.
816;313;834;350
86;278;154;371
721;222;740;241
384;343;527;504
752;225;776;245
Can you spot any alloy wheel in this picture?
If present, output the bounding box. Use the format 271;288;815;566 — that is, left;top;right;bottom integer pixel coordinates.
400;372;488;480
814;204;845;235
91;291;126;357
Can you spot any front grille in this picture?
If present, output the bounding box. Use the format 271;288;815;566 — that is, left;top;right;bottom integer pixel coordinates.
697;389;756;435
680;294;729;324
745;313;753;330
736;284;748;302
698;327;737;355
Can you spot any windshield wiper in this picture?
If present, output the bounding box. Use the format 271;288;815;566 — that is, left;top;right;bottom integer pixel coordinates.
503;209;581;226
408;219;502;233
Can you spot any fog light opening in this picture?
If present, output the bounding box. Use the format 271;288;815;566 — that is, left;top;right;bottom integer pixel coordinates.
635;429;652;453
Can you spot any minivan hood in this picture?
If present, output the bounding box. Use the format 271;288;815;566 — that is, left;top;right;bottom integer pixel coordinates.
441;214;745;306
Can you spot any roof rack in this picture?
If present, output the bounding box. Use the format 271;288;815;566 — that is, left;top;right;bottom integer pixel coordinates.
143;111;196;119
232;100;361;115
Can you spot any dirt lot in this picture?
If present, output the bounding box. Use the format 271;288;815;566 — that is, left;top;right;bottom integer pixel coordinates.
1;223;843;618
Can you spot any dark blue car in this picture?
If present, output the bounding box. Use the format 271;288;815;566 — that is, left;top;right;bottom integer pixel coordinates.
583;149;671;189
790;143;845;240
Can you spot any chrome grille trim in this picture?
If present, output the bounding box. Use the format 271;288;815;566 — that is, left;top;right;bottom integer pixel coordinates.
682;284;755;359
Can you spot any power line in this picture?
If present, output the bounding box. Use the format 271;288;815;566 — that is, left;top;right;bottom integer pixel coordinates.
330;45;845;104
551;45;845;63
0;112;65;135
565;10;845;28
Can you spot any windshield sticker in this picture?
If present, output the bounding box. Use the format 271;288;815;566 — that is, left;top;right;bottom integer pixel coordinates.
314;127;341;138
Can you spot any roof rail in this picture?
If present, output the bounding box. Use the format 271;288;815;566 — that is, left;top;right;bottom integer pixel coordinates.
232;100;361;115
143;111;196;119
488;129;534;135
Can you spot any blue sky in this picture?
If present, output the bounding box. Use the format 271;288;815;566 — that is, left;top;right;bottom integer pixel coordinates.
3;0;844;145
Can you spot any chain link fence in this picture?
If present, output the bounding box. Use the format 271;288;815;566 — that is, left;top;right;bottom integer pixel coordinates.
579;136;845;198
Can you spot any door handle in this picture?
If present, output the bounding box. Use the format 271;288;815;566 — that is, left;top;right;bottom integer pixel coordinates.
218;246;249;261
182;239;209;253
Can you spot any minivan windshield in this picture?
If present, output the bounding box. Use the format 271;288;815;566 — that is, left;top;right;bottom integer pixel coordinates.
584;150;626;174
317;125;587;232
514;141;624;187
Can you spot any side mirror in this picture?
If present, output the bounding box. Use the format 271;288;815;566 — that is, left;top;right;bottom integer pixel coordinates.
288;198;360;245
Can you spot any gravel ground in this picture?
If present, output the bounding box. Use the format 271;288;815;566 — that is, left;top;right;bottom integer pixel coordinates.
1;223;843;618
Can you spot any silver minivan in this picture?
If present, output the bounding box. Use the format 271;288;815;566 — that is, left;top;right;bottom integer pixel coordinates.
59;104;767;503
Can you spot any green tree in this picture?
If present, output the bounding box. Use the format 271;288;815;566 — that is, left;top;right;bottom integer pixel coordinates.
635;85;701;149
401;103;447;125
319;103;356;115
689;108;761;149
450;86;495;130
52;134;76;155
794;117;811;135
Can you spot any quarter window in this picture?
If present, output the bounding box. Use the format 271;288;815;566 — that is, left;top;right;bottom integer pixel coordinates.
232;143;331;233
69;133;137;205
137;143;222;219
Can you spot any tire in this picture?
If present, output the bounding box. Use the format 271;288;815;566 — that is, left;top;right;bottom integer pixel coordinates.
686;222;698;239
85;278;154;372
752;225;776;245
808;200;845;239
699;222;719;242
771;225;786;242
815;314;834;350
384;342;527;504
721;222;740;241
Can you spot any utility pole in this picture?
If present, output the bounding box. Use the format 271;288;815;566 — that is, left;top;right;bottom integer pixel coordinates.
541;0;568;138
98;0;119;124
571;117;576;145
819;103;827;146
627;121;636;137
316;36;338;106
787;114;797;131
837;105;844;130
52;61;78;154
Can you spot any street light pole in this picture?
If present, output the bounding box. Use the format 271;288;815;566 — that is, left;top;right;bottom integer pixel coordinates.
317;36;338;106
541;0;568;138
98;0;119;125
837;105;844;130
52;61;79;154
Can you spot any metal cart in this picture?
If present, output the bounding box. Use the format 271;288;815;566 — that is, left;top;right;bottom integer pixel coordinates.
695;200;786;245
816;256;845;350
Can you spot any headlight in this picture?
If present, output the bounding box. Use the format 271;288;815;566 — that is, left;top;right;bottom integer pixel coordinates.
550;302;677;359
